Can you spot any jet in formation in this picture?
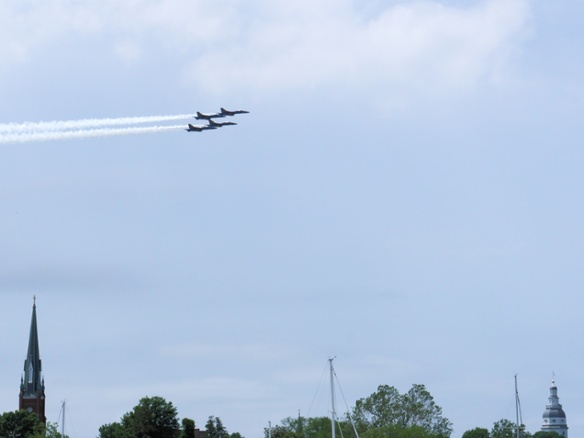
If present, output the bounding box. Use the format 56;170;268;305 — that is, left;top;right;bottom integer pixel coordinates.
187;108;248;133
220;107;250;116
186;124;215;132
195;111;225;120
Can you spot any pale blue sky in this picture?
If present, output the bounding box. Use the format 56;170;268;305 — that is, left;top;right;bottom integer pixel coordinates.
1;1;584;437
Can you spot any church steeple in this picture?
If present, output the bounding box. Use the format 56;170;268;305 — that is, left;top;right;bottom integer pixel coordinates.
19;296;46;423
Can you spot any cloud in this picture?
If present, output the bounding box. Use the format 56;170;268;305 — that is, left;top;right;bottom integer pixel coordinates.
0;0;532;99
186;0;533;97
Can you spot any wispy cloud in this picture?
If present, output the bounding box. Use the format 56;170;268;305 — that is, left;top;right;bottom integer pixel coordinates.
0;0;532;98
187;0;532;96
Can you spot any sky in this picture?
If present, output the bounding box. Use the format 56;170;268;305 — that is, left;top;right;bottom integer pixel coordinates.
1;0;584;437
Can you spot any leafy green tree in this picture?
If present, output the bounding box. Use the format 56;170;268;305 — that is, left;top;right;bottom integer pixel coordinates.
361;424;439;438
264;424;297;438
532;432;562;438
206;416;218;438
215;417;228;438
98;396;179;438
352;384;452;437
267;415;361;438
205;416;231;438
45;421;69;438
205;415;243;438
353;385;402;430
180;418;196;438
121;396;180;438
491;419;531;438
98;422;131;438
462;427;490;438
304;417;336;438
400;384;452;436
0;410;45;438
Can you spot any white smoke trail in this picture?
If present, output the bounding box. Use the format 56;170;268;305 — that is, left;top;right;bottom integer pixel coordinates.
0;114;194;134
0;124;193;144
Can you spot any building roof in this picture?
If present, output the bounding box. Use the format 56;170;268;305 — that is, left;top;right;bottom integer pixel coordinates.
21;298;44;397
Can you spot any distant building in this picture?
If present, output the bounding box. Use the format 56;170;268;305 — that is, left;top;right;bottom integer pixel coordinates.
541;379;567;438
18;297;46;423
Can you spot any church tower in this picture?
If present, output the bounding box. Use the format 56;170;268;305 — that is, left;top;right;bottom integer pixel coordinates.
541;378;568;438
19;297;46;423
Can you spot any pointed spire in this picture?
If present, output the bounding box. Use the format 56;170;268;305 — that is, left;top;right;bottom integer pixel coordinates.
22;297;42;395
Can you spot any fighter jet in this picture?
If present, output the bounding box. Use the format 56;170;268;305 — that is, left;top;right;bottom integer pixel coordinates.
208;119;237;128
220;107;250;116
195;111;226;120
186;123;216;132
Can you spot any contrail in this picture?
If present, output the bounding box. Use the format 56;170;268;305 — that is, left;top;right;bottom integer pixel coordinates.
0;124;189;144
0;114;194;134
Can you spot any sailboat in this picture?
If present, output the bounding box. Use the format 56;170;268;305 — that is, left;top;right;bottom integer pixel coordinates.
57;400;66;438
515;375;525;438
328;358;360;438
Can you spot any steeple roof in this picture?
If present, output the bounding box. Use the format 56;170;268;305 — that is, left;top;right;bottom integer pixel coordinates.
21;297;43;397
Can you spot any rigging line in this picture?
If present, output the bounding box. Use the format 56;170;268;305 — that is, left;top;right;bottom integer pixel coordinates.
306;360;330;419
334;368;360;438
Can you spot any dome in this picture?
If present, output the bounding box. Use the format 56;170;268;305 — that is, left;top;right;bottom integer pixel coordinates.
543;407;566;419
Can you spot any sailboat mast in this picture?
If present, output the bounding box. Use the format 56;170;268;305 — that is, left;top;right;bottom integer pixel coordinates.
61;400;66;438
515;375;520;438
329;358;336;438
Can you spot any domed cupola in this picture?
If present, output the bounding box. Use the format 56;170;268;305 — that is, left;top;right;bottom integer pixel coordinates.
541;378;568;438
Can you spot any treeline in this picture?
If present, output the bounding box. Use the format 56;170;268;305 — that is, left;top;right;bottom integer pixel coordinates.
0;390;566;438
464;422;562;438
266;384;564;438
266;384;452;438
0;395;243;438
0;410;65;438
98;396;244;438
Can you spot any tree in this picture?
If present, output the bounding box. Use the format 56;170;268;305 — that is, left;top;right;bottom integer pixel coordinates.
180;418;196;438
532;433;562;438
361;425;439;438
205;416;229;438
45;421;69;438
206;416;218;438
400;384;452;436
353;385;402;430
303;417;337;438
98;396;180;438
265;416;336;438
462;428;490;438
215;417;228;438
491;419;532;438
98;422;131;438
352;384;452;437
122;396;180;438
264;424;297;438
0;410;45;438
